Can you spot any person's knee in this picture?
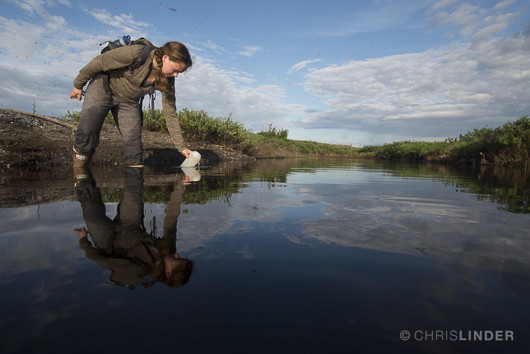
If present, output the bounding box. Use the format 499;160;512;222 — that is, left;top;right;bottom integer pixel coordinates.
123;145;144;166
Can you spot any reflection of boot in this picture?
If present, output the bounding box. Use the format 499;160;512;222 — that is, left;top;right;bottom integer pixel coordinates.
74;164;94;187
73;147;92;169
73;148;94;187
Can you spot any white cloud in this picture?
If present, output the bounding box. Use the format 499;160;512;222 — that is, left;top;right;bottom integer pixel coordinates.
175;58;305;132
191;40;262;59
238;45;262;57
472;9;523;42
431;0;459;13
300;30;530;143
87;8;151;35
439;3;479;27
188;39;228;56
295;2;530;144
0;64;80;116
0;17;44;59
7;0;39;14
311;1;431;37
494;0;516;10
7;0;68;31
289;59;321;73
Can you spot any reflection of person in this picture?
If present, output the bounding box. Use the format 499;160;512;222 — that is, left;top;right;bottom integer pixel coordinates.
69;41;193;168
74;167;193;288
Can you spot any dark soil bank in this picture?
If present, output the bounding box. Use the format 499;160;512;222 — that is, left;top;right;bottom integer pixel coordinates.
0;108;253;170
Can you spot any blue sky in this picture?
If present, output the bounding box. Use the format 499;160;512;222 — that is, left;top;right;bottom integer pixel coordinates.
1;0;529;145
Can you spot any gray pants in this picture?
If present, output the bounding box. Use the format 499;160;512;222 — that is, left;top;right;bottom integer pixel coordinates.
76;167;145;254
74;76;144;166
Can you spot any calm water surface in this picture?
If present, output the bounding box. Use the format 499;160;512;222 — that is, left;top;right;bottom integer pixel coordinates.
0;159;529;353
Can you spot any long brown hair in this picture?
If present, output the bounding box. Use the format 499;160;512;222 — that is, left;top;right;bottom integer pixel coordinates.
151;41;193;92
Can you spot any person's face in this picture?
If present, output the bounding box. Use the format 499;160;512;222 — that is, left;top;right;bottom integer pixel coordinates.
164;254;186;277
161;55;187;78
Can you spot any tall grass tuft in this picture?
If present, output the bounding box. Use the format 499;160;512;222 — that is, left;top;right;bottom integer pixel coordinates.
177;108;252;147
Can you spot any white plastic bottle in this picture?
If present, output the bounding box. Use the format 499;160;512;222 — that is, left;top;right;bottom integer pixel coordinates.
180;151;201;167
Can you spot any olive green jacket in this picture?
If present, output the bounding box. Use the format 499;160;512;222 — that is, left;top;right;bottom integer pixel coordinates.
73;45;187;152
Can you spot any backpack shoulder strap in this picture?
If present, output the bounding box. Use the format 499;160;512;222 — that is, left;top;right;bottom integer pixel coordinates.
128;40;157;73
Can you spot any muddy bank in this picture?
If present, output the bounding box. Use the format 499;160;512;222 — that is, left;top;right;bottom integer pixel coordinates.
0;108;254;171
0;108;258;208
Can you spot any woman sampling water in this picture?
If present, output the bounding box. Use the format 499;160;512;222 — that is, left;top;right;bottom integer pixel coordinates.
69;39;193;167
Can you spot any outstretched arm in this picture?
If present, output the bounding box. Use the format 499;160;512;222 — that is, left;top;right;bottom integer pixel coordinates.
161;78;191;158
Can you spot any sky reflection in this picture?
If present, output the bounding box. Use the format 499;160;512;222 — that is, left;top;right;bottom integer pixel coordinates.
0;160;529;353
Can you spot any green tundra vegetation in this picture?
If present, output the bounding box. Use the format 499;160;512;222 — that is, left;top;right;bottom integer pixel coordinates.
62;109;530;166
361;116;530;166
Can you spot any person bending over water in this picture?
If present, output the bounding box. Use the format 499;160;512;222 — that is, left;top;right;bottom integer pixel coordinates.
69;41;193;168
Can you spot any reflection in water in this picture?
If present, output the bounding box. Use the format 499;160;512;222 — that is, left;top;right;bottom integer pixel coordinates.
0;159;529;353
74;167;194;289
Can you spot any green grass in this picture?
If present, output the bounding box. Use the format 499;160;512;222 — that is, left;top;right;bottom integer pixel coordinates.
61;109;530;165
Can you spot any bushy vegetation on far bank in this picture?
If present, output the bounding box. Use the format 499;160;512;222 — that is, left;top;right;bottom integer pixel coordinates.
359;116;530;166
61;109;530;166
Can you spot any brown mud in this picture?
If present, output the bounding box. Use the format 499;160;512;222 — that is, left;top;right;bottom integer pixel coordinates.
0;108;255;208
0;108;253;170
